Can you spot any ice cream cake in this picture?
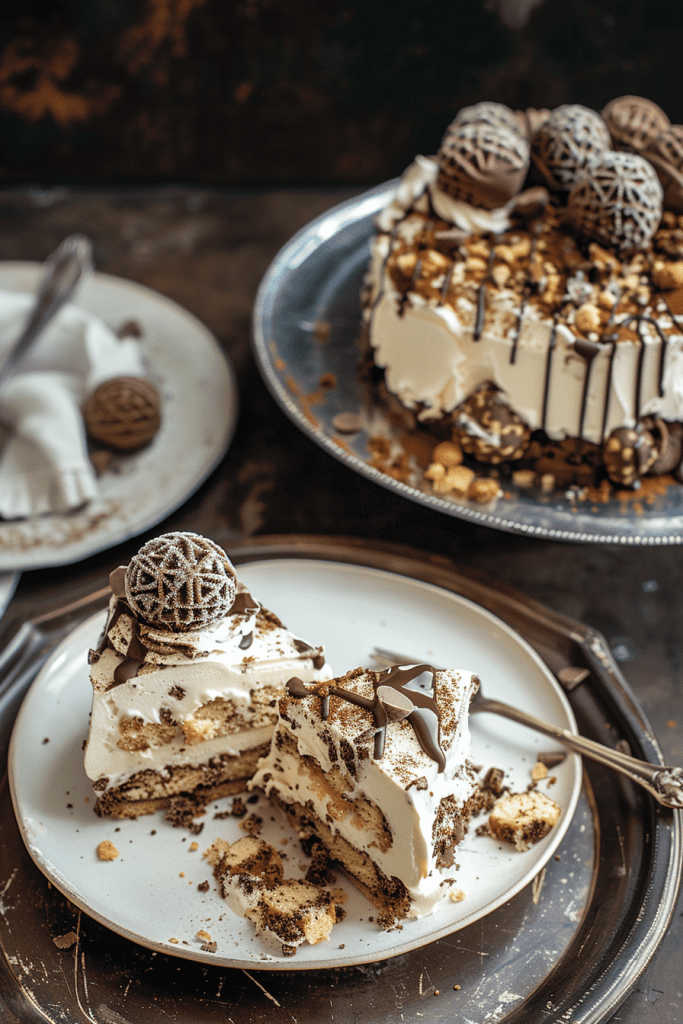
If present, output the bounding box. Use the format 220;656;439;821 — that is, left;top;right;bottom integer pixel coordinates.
84;531;332;817
362;95;683;495
251;663;484;926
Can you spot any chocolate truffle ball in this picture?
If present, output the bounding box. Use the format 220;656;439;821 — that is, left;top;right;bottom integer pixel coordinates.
453;384;530;463
567;151;663;253
531;104;611;191
602;95;670;152
124;531;237;632
437;120;530;210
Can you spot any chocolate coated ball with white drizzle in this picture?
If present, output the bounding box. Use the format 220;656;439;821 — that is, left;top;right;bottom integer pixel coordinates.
124;531;237;631
567;150;663;253
602;95;670;152
531;104;611;191
453;101;523;136
437;119;530;210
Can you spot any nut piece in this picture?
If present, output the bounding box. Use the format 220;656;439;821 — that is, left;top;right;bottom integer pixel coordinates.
468;477;500;503
568;151;663;253
97;840;119;861
454;384;530;464
124;531;237;632
602;424;657;487
531;104;611;191
431;440;463;467
574;303;601;335
83;376;161;452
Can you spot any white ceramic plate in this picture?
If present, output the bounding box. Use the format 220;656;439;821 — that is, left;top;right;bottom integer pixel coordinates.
0;264;237;570
8;559;581;970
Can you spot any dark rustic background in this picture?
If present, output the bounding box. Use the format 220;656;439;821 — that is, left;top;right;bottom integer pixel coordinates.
1;0;682;186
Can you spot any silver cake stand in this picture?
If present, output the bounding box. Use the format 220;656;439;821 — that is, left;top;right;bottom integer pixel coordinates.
252;181;683;544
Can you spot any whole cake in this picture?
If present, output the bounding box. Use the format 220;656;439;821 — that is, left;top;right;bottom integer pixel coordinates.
362;95;683;495
84;531;332;817
251;663;484;926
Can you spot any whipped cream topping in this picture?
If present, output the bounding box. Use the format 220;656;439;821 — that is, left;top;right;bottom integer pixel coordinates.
85;588;331;791
252;666;480;919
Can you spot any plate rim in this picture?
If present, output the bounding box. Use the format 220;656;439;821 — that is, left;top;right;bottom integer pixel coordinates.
251;182;683;545
0;262;238;571
7;555;582;972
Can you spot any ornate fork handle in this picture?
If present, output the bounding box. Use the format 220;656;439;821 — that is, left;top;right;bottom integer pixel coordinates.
471;691;683;810
371;647;683;810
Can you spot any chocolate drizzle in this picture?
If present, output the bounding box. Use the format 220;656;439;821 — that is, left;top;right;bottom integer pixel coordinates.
293;639;327;671
574;337;604;439
509;298;526;365
540;322;557;431
473;249;495;341
287;665;446;772
93;598;148;688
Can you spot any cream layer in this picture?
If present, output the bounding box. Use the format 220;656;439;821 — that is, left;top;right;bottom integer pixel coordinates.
85;596;332;792
252;666;479;919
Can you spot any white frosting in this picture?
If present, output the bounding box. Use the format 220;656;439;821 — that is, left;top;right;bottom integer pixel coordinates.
366;177;683;444
85;594;332;790
252;666;479;920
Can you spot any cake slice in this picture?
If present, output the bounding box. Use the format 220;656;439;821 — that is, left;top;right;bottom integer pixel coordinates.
251;663;483;926
205;836;340;956
84;532;332;818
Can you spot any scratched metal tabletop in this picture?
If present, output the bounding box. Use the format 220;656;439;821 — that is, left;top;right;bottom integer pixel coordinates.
0;186;681;1024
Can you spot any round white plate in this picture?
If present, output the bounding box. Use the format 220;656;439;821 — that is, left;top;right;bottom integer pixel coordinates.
9;558;581;970
0;264;237;570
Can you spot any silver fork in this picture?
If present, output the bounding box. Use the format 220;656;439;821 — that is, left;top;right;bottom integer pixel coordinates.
371;647;683;810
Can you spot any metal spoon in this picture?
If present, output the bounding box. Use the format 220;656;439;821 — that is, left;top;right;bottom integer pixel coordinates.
0;233;94;391
0;234;94;620
372;646;683;809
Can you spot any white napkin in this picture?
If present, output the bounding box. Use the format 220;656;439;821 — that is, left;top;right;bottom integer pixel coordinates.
0;290;147;519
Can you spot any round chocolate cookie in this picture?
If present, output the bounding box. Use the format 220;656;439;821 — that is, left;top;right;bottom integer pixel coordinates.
83;376;161;452
437;120;530;210
530;104;611;191
602;95;670;152
124;531;237;632
453;385;530;464
567;150;663;253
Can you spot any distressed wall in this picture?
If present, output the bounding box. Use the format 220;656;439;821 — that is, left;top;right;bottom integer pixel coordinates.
0;0;681;185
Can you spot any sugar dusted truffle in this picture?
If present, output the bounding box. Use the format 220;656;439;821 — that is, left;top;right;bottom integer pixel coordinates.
251;663;483;926
84;532;332;817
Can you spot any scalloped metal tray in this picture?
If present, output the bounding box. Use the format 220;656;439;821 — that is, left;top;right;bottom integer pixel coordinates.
252;182;683;543
0;536;680;1023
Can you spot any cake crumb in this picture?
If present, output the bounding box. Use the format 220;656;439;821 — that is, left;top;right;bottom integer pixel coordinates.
489;791;561;851
53;931;78;949
448;888;465;903
190;842;199;851
531;761;548;783
169;937;179;944
97;840;119;861
196;929;212;942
